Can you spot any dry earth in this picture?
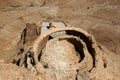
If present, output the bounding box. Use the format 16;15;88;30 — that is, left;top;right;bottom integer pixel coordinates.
0;0;120;80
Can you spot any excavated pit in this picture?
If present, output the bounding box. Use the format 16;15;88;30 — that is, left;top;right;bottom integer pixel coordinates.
33;27;96;68
35;30;95;72
31;26;97;79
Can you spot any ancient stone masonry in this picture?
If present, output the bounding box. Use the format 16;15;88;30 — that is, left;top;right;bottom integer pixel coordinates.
10;22;120;80
0;0;120;79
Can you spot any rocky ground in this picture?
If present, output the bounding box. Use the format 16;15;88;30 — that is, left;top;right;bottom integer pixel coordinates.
0;0;120;80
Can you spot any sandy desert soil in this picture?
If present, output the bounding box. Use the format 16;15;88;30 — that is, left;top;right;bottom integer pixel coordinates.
0;0;120;80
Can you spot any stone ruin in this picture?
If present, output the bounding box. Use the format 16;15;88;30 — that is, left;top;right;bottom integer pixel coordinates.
5;22;118;80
